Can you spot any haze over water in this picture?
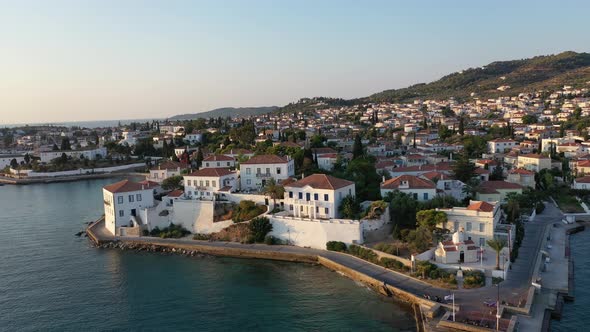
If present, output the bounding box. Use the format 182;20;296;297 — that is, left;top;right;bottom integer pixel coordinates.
0;178;415;331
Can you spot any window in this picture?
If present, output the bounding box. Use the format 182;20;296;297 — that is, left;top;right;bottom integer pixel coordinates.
119;210;124;217
314;193;319;201
479;223;485;232
276;167;281;174
257;168;261;174
349;189;352;195
266;168;270;174
136;194;142;202
466;222;472;231
227;162;230;166
306;193;310;201
128;195;134;203
289;191;293;198
205;180;210;187
423;193;429;200
298;192;303;199
246;179;251;185
316;206;319;213
206;192;210;196
199;181;203;187
413;193;418;200
289;204;293;211
200;192;204;196
454;221;459;231
324;194;329;201
479;238;485;247
325;207;329;214
217;162;220;166
212;181;216;188
118;196;123;204
187;180;192;186
194;191;197;196
246;168;251;175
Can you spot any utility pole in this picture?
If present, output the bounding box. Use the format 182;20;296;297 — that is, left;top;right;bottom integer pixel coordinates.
496;283;501;331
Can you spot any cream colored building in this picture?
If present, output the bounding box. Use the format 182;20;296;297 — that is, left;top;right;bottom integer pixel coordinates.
437;201;502;248
435;229;479;264
517;153;551;172
284;174;355;219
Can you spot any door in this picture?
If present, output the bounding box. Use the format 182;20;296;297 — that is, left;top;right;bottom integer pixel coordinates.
459;251;465;263
131;209;136;217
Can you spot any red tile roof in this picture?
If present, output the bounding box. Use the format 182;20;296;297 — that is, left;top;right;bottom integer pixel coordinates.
167;189;184;197
509;168;535;175
518;153;550;160
104;179;156;193
186;168;235;177
575;175;590;184
478;181;523;194
203;155;234;162
381;175;436;190
151;160;186;171
241;155;290;164
311;147;338;155
285;174;354;190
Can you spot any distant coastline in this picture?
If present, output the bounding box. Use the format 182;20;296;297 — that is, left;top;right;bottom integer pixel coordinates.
1;118;162;129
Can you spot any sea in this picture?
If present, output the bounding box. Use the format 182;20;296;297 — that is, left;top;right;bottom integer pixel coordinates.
0;178;415;331
551;230;590;331
2;119;161;129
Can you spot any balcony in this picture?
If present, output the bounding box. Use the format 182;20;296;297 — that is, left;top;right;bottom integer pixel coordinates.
256;173;272;178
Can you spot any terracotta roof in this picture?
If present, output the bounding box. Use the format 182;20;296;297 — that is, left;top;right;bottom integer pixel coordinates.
203;155;234;162
151;160;186;171
285;174;354;190
420;171;450;181
575;176;590;184
381;175;436;190
241;155;290;165
577;160;590;167
509;168;535;175
104;179;155;193
518;153;549;160
186;168;235;177
474;168;490;174
478;181;523;194
223;148;253;155
167;189;184;197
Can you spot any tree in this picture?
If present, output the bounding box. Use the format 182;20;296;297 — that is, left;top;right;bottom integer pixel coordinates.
249;217;273;243
352;134;363;159
386;191;421;231
416;209;448;231
24;153;31;164
451;153;477;183
522;114;538;125
161;175;183;190
10;158;18;169
52;143;59;151
60;137;71;150
339;195;360;219
505;193;521;223
337;156;381;201
458;116;465;136
486;238;507;270
263;178;285;210
405;226;433;253
490;165;504;181
195;149;204;169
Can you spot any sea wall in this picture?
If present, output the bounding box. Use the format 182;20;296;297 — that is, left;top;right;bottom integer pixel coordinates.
269;215;363;249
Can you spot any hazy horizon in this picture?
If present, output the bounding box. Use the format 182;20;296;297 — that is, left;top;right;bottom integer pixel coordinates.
2;0;589;125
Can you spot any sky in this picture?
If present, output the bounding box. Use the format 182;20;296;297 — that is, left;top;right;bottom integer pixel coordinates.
1;0;589;125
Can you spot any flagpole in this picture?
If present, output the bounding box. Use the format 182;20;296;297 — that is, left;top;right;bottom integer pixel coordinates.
453;293;455;322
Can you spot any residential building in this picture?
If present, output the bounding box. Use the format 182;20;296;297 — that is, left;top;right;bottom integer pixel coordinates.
476;181;523;202
103;180;156;236
488;139;517;154
183;168;238;200
239;155;295;191
572;176;590;190
284;174;355;219
435;229;479;264
147;160;187;183
437;201;502;248
507;168;535;188
40;147;107;163
517;154;551;172
202;155;236;169
380;174;436;201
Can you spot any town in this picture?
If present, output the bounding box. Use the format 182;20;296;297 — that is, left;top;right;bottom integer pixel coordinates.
2;83;590;331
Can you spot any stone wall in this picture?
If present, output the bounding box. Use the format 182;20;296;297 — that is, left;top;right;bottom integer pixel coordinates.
269;215;363;249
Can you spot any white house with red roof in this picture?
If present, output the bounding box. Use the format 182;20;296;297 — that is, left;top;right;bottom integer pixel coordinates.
201;155;235;169
420;171;466;200
103;179;157;236
488;139;517;154
284;174;355;219
435;229;479;264
517;153;551;172
507;168;535;188
239;155;295;191
573;175;590;190
437;201;504;249
380;175;437;201
183;168;238;200
147;160;187;183
476;181;523;202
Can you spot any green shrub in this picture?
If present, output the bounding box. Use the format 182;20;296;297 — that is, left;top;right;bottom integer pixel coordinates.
326;241;347;252
264;235;279;245
193;233;211;240
233;200;266;222
380;257;405;271
249;217;273;243
348;245;379;263
374;242;400;255
463;270;485;288
149;223;190;239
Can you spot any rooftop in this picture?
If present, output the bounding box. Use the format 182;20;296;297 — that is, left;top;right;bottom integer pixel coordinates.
285;174;354;190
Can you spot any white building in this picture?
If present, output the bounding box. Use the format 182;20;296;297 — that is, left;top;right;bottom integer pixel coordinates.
437;201;503;249
40;147;107;163
239;155;295;191
147;161;187;183
380;175;436;201
103;180;157;236
183;168;238;200
201;155;236;169
435;229;479;264
184;131;203;144
517;153;551;172
284;174;355;219
572;176;590;190
0;154;26;169
488;139;517;154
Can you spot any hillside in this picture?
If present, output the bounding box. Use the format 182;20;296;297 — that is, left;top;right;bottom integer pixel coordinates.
169;106;279;120
367;51;590;103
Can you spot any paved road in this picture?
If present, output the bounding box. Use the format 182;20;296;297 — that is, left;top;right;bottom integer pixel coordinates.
90;204;563;312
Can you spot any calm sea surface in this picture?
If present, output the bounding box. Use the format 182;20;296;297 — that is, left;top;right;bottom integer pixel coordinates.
552;230;590;331
0;178;415;331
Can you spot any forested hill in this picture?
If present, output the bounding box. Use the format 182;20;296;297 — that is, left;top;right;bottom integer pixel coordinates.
367;51;590;103
169;106;279;120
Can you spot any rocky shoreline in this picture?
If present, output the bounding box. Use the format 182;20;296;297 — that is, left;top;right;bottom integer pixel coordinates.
96;241;216;259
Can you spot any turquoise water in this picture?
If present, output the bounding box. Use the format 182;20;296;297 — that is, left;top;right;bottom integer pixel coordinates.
0;179;415;331
552;231;590;331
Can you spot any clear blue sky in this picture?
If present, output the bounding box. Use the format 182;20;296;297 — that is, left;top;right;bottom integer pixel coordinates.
1;0;589;124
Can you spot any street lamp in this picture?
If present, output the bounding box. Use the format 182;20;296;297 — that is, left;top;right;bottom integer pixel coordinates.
496;282;501;331
501;253;506;280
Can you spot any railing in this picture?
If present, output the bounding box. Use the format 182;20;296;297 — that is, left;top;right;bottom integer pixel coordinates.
255;173;272;178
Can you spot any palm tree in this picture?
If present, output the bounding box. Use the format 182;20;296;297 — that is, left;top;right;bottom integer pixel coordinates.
487;238;507;270
505;193;521;223
263;178;284;211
